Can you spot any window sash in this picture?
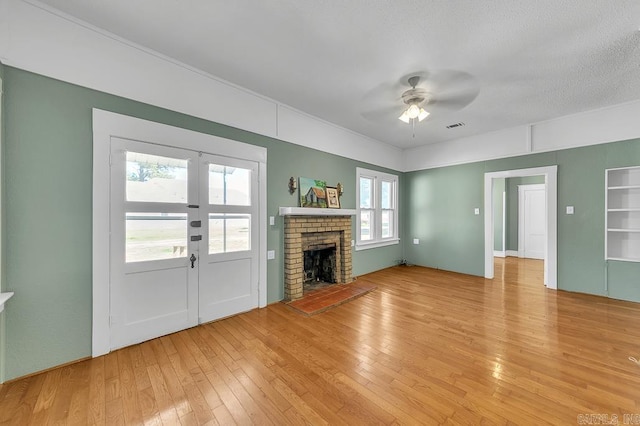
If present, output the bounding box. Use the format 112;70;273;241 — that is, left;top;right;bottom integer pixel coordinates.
381;209;394;239
360;208;375;241
356;168;398;248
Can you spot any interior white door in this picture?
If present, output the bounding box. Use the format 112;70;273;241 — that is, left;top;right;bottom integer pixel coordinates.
198;154;259;323
110;138;199;350
519;184;546;260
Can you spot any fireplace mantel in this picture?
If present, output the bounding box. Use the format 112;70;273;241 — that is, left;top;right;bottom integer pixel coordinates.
279;207;357;216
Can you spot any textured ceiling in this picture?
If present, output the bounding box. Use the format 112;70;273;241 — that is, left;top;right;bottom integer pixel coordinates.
35;0;640;149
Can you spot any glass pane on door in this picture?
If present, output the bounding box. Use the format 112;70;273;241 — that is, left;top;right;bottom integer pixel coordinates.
208;214;251;254
126;212;188;262
208;164;251;206
126;152;188;203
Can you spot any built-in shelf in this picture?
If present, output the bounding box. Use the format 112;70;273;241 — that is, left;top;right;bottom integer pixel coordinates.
606;166;640;262
609;185;640;190
279;207;357;216
0;292;14;314
608;257;640;263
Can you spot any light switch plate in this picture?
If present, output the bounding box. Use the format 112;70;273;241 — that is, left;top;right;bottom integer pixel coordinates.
267;250;275;260
413;238;419;245
269;216;275;226
474;208;480;215
566;206;574;215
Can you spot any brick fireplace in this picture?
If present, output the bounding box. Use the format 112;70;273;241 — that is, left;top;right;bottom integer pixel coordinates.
283;214;353;300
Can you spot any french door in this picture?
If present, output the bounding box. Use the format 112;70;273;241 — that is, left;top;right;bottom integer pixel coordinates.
198;154;259;323
109;138;258;350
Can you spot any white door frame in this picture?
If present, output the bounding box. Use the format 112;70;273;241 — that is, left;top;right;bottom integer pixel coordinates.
484;166;557;289
518;184;546;259
493;190;507;257
92;109;267;357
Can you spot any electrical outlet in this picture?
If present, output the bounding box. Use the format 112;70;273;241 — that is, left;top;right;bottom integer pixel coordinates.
566;206;574;215
267;250;275;260
474;208;480;215
413;238;419;245
269;216;275;225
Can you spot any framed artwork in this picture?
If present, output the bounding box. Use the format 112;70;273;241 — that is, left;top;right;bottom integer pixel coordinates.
299;177;327;208
325;187;340;208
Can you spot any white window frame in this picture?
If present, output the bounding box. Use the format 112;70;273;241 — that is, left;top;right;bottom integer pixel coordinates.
356;167;399;250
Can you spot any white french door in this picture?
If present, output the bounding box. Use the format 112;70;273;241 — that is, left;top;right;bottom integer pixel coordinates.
109;138;259;350
198;154;259;323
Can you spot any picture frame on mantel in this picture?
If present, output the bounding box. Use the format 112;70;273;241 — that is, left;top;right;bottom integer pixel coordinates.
299;177;327;208
325;187;340;209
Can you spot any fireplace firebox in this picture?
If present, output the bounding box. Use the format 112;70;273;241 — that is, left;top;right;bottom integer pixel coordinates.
283;215;353;300
303;244;337;284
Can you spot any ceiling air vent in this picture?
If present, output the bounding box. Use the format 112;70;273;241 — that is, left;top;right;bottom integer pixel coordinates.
446;122;465;129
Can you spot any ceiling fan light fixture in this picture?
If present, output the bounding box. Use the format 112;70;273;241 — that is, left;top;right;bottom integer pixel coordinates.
407;104;421;119
399;104;429;124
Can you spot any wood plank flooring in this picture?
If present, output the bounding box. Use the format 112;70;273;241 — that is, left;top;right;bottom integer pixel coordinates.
2;257;640;424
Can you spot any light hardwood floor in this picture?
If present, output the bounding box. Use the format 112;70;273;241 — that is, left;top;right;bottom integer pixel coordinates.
2;257;640;425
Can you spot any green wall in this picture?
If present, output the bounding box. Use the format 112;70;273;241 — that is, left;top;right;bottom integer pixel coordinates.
404;161;486;275
1;67;402;381
405;142;640;302
505;175;545;251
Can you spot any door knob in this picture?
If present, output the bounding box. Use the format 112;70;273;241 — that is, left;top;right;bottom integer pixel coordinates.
190;253;196;268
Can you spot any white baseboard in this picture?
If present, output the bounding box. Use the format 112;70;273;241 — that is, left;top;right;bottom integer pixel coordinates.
506;250;519;257
493;250;506;258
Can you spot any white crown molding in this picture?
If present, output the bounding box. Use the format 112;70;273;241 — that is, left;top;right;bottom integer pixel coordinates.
2;0;640;174
0;0;403;171
404;99;640;172
276;105;403;170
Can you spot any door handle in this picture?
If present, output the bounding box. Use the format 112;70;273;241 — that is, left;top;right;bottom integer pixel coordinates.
190;253;196;268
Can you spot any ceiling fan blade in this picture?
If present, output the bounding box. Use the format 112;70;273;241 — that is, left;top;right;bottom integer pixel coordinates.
360;79;406;122
427;70;478;91
427;70;480;112
361;81;403;105
361;105;403;122
430;89;480;111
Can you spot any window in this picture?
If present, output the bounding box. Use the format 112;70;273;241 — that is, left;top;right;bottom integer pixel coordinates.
356;168;399;250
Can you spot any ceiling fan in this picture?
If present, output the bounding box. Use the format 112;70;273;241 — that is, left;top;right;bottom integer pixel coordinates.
361;70;480;135
398;76;431;124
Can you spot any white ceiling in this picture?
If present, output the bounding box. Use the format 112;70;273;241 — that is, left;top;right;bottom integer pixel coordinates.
36;0;640;149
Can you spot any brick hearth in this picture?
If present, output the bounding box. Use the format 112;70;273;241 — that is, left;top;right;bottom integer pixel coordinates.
284;216;353;301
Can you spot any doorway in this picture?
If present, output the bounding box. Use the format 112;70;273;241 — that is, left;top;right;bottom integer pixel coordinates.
483;166;557;289
92;110;267;357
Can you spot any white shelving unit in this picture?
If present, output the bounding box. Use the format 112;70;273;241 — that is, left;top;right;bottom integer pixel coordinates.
606;166;640;262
